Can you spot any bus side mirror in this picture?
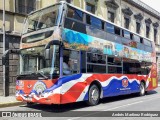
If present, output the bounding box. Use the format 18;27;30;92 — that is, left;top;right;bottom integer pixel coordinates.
45;49;50;60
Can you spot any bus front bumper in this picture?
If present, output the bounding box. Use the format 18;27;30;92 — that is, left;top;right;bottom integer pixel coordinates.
16;91;61;105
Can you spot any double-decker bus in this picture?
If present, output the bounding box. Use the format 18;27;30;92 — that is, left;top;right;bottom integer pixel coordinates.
15;1;157;106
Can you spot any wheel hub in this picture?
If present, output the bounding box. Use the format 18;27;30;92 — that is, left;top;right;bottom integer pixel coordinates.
91;88;99;101
140;84;145;95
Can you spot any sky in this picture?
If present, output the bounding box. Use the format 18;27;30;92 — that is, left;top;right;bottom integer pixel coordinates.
140;0;160;13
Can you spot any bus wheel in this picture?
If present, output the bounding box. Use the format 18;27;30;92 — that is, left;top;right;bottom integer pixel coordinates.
87;84;100;106
139;82;145;96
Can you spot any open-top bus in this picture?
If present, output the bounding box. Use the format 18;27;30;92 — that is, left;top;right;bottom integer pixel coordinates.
14;1;157;106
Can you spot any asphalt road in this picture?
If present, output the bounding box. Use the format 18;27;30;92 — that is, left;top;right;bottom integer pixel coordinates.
0;87;160;120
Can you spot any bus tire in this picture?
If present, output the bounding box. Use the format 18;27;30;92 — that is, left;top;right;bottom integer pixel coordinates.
139;82;145;96
87;84;100;106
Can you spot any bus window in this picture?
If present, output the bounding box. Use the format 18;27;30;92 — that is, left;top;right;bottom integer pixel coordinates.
123;30;131;40
107;56;122;66
91;16;102;29
87;53;106;64
24;56;37;72
63;49;80;75
87;52;106;73
64;18;86;34
143;39;152;47
133;34;140;43
106;23;114;34
137;42;145;50
108;66;122;74
123;61;152;75
140;62;150;75
67;6;83;21
123;59;147;74
107;56;122;74
86;15;103;29
87;64;106;73
143;39;153;52
144;46;153;52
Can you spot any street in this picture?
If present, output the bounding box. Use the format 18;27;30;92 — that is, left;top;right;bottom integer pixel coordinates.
0;87;160;120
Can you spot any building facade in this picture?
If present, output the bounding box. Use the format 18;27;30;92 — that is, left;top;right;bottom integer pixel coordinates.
0;0;160;96
0;0;36;96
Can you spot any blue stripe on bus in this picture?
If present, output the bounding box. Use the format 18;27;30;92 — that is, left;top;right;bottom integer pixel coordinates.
102;79;140;97
83;78;140;101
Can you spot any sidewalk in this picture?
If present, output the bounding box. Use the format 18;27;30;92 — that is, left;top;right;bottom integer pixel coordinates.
0;96;25;108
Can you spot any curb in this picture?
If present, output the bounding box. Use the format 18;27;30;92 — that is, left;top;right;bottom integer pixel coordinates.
0;102;25;108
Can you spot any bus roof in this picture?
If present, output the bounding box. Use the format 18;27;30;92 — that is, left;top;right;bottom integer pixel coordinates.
29;1;152;42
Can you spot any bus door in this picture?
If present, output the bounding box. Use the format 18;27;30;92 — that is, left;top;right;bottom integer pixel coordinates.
61;49;84;103
62;49;80;75
107;56;124;96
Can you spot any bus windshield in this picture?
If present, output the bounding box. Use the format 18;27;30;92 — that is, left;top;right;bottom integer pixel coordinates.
18;45;59;79
23;4;62;34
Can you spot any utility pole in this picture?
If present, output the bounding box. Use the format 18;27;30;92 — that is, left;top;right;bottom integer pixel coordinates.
3;0;6;96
